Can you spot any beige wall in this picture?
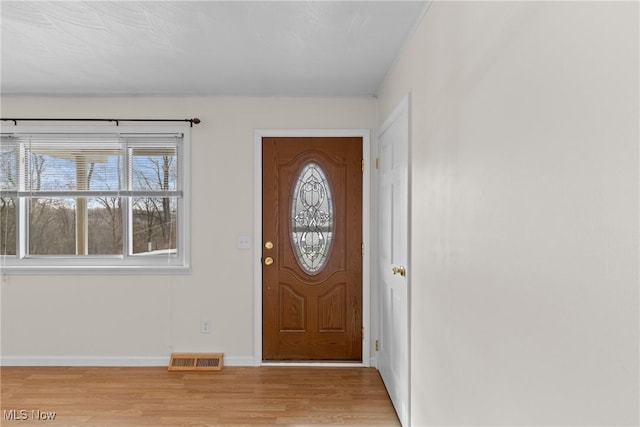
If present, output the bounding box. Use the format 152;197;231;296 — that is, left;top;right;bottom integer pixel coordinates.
0;96;377;364
377;1;639;425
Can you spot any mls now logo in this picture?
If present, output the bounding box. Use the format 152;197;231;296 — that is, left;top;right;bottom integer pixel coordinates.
3;409;57;421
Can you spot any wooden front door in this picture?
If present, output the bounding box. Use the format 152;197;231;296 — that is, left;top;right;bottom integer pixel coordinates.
262;137;363;361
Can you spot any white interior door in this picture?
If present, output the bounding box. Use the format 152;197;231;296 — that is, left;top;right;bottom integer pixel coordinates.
377;96;410;426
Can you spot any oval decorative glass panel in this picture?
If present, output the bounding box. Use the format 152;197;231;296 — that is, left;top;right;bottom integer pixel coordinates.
290;162;334;275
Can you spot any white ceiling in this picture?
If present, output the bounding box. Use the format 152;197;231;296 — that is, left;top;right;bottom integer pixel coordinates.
1;1;428;97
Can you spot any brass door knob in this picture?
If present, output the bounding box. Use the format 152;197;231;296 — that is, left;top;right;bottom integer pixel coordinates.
264;241;273;249
264;256;274;266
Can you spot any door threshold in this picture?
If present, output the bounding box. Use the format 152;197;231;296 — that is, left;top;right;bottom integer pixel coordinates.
261;361;366;368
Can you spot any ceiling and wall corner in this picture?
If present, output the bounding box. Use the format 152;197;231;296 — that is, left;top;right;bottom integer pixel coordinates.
0;1;429;97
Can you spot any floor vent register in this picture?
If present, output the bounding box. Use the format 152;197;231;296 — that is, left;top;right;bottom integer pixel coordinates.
168;353;224;371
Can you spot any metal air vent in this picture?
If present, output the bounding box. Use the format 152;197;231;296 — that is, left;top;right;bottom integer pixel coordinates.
168;353;223;371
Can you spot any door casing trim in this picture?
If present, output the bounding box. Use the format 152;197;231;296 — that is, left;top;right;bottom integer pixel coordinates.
253;129;371;367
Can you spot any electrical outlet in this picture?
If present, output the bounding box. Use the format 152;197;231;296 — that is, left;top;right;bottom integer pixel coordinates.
200;319;210;334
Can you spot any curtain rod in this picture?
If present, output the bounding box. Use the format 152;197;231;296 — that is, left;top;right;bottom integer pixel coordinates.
1;117;201;127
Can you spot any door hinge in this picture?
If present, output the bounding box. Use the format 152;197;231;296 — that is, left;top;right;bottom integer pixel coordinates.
361;243;364;256
362;327;365;340
376;157;379;170
362;159;365;172
375;340;379;351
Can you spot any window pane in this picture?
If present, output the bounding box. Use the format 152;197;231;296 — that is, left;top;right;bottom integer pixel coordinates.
131;149;177;192
29;198;76;255
88;197;123;255
26;140;123;192
0;197;16;255
28;197;124;256
132;197;177;255
290;162;334;275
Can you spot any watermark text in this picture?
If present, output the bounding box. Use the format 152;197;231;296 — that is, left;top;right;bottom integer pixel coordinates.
3;409;57;422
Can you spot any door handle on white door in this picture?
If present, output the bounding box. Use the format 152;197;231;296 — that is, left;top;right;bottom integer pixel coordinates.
392;266;407;277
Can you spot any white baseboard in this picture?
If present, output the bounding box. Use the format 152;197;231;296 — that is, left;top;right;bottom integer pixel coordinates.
221;356;254;367
0;355;255;367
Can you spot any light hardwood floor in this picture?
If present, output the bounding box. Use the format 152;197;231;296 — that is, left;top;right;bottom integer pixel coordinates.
1;366;400;426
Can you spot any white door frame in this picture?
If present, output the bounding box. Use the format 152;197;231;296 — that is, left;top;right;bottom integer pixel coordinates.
253;129;371;367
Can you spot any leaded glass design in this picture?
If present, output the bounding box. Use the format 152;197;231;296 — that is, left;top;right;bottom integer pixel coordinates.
291;162;334;275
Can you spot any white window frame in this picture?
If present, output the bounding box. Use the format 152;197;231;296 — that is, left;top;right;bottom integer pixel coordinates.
0;124;191;274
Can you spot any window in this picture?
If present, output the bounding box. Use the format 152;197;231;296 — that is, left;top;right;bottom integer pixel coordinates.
290;162;334;275
0;125;190;273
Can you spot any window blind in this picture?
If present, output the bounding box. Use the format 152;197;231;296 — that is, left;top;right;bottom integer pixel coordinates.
0;133;183;198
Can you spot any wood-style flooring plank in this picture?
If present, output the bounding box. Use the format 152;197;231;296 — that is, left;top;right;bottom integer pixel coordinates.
1;366;400;426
